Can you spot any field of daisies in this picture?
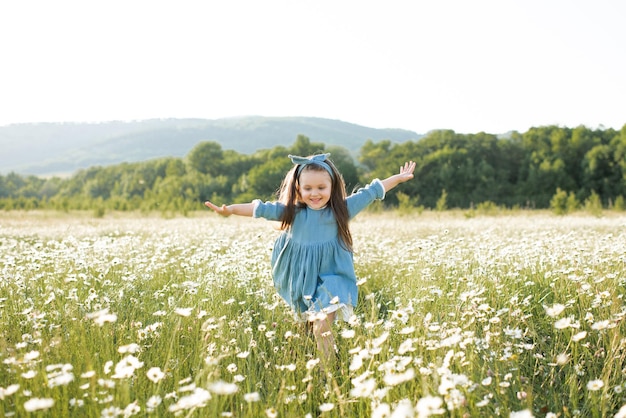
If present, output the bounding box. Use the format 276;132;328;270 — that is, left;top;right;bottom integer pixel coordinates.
1;210;626;417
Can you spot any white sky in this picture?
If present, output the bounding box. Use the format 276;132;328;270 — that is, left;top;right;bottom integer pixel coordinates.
1;0;624;134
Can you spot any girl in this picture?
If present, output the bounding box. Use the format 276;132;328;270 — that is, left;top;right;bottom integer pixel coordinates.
204;154;415;367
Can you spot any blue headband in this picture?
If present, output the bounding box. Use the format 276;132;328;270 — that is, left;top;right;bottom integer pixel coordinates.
288;154;334;179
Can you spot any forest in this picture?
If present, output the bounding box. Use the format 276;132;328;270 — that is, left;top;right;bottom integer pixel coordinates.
1;124;625;214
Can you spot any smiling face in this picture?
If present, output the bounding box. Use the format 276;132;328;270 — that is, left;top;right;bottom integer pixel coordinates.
297;168;332;210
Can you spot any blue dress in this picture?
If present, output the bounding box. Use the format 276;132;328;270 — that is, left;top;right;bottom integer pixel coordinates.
253;179;385;321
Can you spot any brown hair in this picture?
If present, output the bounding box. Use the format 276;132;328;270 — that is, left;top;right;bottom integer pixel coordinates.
277;156;352;252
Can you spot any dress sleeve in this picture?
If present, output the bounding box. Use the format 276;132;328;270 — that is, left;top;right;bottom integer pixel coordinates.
346;179;385;219
252;199;286;221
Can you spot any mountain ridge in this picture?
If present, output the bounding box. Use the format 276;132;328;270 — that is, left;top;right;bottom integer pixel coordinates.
0;116;422;176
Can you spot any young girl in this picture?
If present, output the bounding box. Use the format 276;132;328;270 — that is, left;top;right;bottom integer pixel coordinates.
204;154;415;367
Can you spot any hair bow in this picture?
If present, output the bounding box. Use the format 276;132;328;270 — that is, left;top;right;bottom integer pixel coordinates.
288;153;334;179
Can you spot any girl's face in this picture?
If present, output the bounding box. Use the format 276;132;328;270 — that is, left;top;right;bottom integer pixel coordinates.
297;169;332;210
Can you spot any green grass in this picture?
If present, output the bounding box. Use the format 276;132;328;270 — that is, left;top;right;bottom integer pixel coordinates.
1;210;625;417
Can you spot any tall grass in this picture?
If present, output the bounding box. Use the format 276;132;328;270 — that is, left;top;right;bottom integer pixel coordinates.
1;211;625;417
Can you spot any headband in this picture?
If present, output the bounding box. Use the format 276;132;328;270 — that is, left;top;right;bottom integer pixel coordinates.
288;153;334;179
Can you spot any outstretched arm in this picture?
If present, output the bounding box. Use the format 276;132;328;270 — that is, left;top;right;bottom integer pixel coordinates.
380;161;416;193
204;201;255;217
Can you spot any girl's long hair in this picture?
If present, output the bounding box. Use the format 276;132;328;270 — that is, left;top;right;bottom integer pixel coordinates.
277;156;352;252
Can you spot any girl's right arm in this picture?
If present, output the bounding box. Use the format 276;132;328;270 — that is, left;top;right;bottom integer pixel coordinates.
204;201;255;217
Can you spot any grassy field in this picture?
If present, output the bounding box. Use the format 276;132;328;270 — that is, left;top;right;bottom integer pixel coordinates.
1;210;625;417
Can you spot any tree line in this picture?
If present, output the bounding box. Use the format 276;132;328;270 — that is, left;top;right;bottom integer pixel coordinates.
1;124;625;214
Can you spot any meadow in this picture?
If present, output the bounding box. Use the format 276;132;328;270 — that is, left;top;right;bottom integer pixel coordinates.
1;210;625;417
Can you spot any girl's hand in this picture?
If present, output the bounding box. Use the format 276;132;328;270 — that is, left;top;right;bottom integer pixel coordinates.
204;201;232;217
396;161;416;183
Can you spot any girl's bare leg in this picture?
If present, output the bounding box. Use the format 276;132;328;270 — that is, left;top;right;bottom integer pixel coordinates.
312;311;337;370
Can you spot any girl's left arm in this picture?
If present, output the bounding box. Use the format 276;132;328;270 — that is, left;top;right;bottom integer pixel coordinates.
380;161;416;192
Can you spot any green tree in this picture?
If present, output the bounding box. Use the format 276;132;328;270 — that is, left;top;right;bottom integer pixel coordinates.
326;145;359;191
550;188;569;215
289;135;325;157
359;139;392;173
436;189;448;211
187;141;224;176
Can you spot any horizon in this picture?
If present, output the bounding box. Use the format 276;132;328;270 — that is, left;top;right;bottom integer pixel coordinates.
1;115;622;136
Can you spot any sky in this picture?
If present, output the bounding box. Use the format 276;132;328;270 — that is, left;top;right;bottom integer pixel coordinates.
1;0;624;134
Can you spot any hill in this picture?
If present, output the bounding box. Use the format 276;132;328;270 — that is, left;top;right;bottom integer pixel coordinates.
0;117;422;176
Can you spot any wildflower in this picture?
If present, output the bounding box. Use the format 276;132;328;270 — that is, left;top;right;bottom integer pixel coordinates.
22;370;37;379
208;380;239;395
244;392;261;402
504;327;523;339
416;395;445;417
544;303;565;317
265;407;278;418
383;368;416;386
123;401;141;416
306;358;320;370
112;355;144;379
69;398;84;407
481;377;492;386
556;353;570;365
101;406;123;417
587;379;604;391
146;395;162;410
572;331;587;342
372;403;391;418
319;403;335;412
146;367;165;383
98;378;116;389
398;338;415;354
476;398;490;407
174;307;193;317
236;351;250;359
179;383;197;392
226;363;238;373
88;308;118;326
391;398;414;417
81;371;95;379
554;317;572;329
591;320;610;330
350;378;377;398
510;410;534;418
341;329;356;339
349;354;364;372
118;343;141;354
0;384;20;400
399;326;415;334
348;315;360;327
104;361;114;375
23;397;54;412
372;332;389;348
391;309;409;324
24;350;40;361
168;388;211;413
615;404;626;418
47;370;74;388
